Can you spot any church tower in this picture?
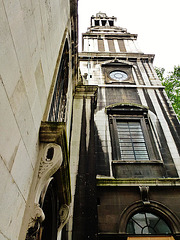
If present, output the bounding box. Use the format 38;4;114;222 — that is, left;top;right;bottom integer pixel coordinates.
78;12;180;240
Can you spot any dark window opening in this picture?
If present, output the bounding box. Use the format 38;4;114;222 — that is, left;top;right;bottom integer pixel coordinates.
101;20;107;26
40;182;58;240
30;179;60;240
141;58;149;63
95;20;100;26
97;198;101;206
128;58;137;63
48;40;69;122
109;20;114;26
126;212;172;235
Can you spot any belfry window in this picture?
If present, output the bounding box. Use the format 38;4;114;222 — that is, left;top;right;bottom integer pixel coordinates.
126;212;172;235
95;20;100;26
109;20;114;26
101;20;107;26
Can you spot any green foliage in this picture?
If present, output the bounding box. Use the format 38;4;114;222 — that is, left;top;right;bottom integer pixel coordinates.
155;66;180;120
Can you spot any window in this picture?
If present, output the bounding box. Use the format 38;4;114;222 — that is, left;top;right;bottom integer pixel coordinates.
107;104;160;162
109;20;114;26
95;20;100;26
48;40;69;122
116;120;149;161
101;20;107;26
126;212;172;235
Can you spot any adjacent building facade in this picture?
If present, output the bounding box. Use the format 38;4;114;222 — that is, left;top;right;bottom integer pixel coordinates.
0;0;78;239
78;12;180;240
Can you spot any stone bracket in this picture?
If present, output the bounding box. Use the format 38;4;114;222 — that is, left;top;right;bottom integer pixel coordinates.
39;121;71;205
139;185;150;205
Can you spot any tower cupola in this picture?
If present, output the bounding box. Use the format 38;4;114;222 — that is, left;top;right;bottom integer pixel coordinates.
91;12;116;27
88;12;127;34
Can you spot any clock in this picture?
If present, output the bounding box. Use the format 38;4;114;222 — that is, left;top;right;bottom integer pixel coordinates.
109;70;128;81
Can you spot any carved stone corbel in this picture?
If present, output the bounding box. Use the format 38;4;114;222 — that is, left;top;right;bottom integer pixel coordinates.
35;143;63;203
39;121;72;206
28;203;45;229
25;203;45;240
26;122;71;239
59;204;70;230
139;185;150;205
26;143;63;235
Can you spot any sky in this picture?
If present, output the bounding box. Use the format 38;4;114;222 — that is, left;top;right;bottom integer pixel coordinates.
78;0;180;74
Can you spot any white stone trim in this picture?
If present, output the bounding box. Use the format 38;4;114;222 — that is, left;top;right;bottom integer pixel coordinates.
97;85;165;89
149;62;162;85
137;61;180;174
94;108;113;177
83;38;89;52
137;61;151;85
132;68;147;106
104;39;109;52
68;98;83;239
134;40;143;53
114;39;120;52
94;39;98;52
129;40;138;53
124;40;134;52
86;99;91;150
148;89;180;176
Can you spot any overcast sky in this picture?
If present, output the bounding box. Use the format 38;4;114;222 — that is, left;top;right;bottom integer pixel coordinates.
78;0;180;73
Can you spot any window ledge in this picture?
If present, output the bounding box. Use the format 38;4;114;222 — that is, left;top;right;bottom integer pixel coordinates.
96;176;180;187
112;160;163;164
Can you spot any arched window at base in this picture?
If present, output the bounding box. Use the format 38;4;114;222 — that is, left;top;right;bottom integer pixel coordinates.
126;212;172;235
118;201;180;240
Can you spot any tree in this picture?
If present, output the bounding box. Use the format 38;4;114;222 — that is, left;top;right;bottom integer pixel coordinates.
155;66;180;120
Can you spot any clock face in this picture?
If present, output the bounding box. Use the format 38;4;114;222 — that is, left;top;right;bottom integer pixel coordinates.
109;70;128;81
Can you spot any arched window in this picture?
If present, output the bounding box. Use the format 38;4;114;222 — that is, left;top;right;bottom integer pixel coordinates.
126;212;172;235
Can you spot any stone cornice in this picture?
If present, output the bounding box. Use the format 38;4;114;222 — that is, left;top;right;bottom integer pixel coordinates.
74;85;98;101
79;52;155;61
96;176;180;187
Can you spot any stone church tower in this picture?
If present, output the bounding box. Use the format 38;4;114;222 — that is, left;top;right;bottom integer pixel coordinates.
78;12;180;240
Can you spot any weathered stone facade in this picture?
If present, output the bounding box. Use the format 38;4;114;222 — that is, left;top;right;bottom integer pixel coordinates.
0;0;78;239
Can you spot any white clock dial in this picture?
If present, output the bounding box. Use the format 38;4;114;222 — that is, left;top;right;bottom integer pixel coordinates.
109;70;128;81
